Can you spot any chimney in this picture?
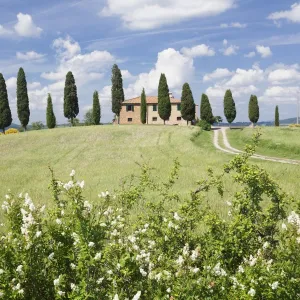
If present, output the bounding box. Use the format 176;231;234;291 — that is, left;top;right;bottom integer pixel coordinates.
169;92;174;98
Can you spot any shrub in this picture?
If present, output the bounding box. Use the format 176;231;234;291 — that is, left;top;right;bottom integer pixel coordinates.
5;128;19;134
31;122;44;130
0;132;299;299
197;119;211;131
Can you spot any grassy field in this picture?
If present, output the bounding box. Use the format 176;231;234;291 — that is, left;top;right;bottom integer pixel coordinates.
1;125;300;220
227;127;300;160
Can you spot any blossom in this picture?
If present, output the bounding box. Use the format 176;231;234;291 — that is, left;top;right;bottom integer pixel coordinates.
56;219;62;225
191;248;200;261
0;269;4;274
140;268;147;277
226;201;232;206
167;288;171;293
176;255;184;266
63;181;74;191
54;277;60;286
192;268;200;273
132;291;141;300
97;277;104;284
84;201;92;211
35;231;42;238
70;263;76;269
16;265;23;273
113;294;119;300
94;252;102;261
174;212;181;221
77;180;85;189
248;288;256;297
58;290;65;296
48;253;54;260
88;242;95;247
282;223;287;230
263;242;269;249
238;265;244;273
70;170;75;177
271;281;279;290
18;289;24;294
70;283;77;291
213;263;227;276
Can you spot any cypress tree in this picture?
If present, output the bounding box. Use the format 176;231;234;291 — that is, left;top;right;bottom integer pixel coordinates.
140;88;147;124
93;91;101;125
181;83;195;125
17;68;30;130
46;93;56;129
111;64;124;124
0;73;12;133
200;93;214;124
224;89;236;125
275;105;279;127
248;94;259;125
158;73;171;124
64;71;79;126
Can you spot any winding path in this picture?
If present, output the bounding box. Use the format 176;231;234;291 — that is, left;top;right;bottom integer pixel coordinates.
213;127;300;166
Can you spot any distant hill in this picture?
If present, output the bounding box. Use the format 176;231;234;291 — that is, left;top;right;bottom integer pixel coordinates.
218;117;298;127
6;123;20;129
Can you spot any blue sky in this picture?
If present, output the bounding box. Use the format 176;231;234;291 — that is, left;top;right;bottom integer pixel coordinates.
1;0;300;123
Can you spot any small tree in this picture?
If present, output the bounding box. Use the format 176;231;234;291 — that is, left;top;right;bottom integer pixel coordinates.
84;109;94;126
181;83;195;125
64;71;79;126
275;105;279;127
214;116;223;125
200;94;214;124
224;89;236;126
17;68;30;131
158;74;171;125
140;88;147;124
93;91;101;125
111;64;124;124
46;93;56;129
31;121;44;130
0;73;12;133
248;94;260;126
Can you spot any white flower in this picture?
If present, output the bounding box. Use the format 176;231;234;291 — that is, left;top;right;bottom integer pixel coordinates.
77;180;85;189
226;201;232;206
281;223;287;230
84;201;92;211
53;277;60;286
63;181;74;191
263;242;269;249
271;281;279;290
56;219;62;225
113;294;119;300
140;268;147;277
48;252;55;260
88;242;95;247
40;205;46;212
100;223;106;227
164;235;169;241
16;265;23;273
94;252;102;261
191;248;199;261
35;231;42;238
297;237;300;244
96;277;104;284
213;262;227;276
107;270;113;275
58;290;65;296
228;210;232;217
248;288;256;297
18;289;24;294
176;255;184;266
192;268;200;273
70;263;76;270
13;283;21;291
70;283;77;290
70;170;75;177
5;194;10;200
29;203;35;212
167;288;171;293
0;269;4;274
174;212;181;221
249;255;257;267
238;265;244;273
132;291;141;300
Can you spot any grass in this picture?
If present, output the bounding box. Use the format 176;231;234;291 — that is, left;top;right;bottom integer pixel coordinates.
1;125;299;221
227;127;300;160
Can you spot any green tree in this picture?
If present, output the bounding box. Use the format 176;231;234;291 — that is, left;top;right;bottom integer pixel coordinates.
111;64;124;124
248;94;260;125
64;71;79;126
84;109;94;126
93;91;101;125
214;116;223;125
275;105;279;127
17;68;30;130
200;93;214;124
158;74;171;124
181;83;195;125
0;73;12;133
224;89;236;126
140;88;147;124
31;121;44;130
46;93;56;129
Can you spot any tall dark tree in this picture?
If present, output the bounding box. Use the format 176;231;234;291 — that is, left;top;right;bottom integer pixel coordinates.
0;73;12;133
17;68;30;130
275;105;279;127
224;89;236;126
64;71;79;126
111;64;124;124
140;88;147;124
181;83;195;125
200;93;214;124
46;93;56;129
158;73;171;125
93;91;101;125
248;94;260;126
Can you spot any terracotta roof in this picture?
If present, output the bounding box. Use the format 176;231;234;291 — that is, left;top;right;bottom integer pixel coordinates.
122;96;181;105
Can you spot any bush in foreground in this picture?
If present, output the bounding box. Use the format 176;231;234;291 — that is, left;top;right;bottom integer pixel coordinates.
197;119;211;131
0;132;299;299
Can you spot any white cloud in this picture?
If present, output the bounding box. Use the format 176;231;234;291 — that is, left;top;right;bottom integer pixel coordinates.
203;68;233;82
244;51;256;58
16;51;45;61
260;86;300;103
121;70;134;79
268;3;300;23
53;36;81;60
28;82;42;89
206;84;258;98
221;44;239;56
268;65;300;84
220;22;247;28
223;39;228;46
256;45;272;58
14;13;42;37
101;0;236;30
6;77;17;91
181;44;215;57
0;25;13;36
125;48;194;98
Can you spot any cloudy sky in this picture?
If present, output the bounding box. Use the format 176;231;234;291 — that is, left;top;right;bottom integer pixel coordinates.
1;0;300;124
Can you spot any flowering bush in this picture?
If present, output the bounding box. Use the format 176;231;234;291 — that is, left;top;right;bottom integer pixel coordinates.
0;131;299;299
4;128;19;135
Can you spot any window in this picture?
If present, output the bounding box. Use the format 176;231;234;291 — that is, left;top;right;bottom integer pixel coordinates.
126;105;134;112
177;117;182;121
152;117;157;121
128;118;133;122
153;105;157;112
177;104;181;111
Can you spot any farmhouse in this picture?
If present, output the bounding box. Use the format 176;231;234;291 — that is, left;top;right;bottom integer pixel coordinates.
119;93;198;125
